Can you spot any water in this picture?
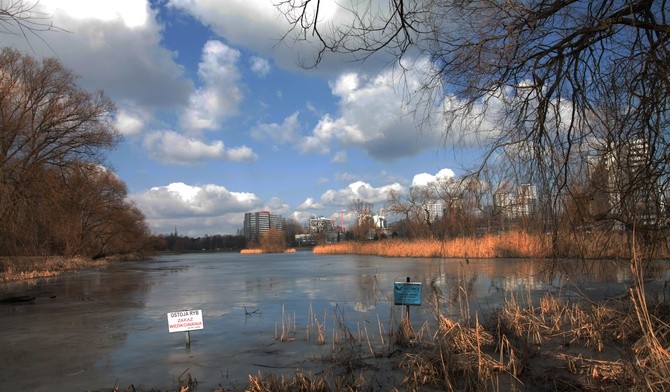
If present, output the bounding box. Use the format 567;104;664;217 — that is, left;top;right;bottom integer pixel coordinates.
0;252;666;391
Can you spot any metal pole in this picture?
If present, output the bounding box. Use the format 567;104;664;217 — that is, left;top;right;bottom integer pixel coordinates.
185;331;191;347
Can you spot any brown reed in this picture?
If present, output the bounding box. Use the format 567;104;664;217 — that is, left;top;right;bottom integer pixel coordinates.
313;231;549;259
312;229;663;259
0;256;108;282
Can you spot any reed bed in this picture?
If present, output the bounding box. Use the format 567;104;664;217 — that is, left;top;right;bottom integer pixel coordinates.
244;290;669;392
313;230;667;259
241;248;297;254
314;231;549;259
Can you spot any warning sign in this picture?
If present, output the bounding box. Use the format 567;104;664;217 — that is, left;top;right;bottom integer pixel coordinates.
394;282;422;306
167;309;204;333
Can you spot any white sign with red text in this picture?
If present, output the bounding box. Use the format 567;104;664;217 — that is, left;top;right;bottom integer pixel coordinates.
167;309;204;333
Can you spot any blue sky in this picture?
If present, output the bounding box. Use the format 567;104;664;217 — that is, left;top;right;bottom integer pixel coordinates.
1;0;477;235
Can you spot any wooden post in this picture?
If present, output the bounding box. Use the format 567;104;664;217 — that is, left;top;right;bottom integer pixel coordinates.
406;277;411;321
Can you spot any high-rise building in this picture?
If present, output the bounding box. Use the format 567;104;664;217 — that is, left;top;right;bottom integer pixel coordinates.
243;211;286;242
494;183;537;219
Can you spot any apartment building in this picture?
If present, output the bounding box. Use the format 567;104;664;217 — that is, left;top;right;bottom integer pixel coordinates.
243;211;286;242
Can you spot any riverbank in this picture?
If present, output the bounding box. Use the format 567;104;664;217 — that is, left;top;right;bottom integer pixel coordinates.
0;256;110;283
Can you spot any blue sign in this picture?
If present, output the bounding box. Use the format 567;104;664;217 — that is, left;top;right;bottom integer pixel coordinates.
394;282;422;306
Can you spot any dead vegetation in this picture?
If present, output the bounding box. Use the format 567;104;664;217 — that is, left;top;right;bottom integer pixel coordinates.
245;287;670;392
105;285;669;391
0;256;108;282
313;230;668;260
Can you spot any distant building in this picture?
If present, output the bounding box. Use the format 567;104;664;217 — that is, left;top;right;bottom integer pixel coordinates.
243;211;286;242
309;216;334;233
590;138;663;227
494;183;537;219
372;213;387;229
309;216;339;243
423;202;445;221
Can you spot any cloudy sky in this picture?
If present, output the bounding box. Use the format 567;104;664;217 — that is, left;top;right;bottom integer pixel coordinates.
1;0;478;236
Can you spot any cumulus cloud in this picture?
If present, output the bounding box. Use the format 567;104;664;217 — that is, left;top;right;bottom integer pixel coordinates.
299;66;442;160
0;1;195;109
298;197;323;210
166;0;380;74
250;112;300;143
411;168;456;187
131;182;263;234
133;182;261;217
143;131;257;164
319;180;405;207
180;40;243;133
263;197;291;215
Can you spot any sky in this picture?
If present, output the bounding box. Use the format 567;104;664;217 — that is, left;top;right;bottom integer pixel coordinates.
1;0;477;236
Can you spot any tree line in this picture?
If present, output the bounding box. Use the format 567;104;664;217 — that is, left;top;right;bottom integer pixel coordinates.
0;47;152;259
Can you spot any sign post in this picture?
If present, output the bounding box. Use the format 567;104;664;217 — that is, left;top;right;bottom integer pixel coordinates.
394;277;422;321
167;309;204;348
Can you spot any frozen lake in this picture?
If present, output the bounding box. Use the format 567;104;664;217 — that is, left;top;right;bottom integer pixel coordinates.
0;251;662;391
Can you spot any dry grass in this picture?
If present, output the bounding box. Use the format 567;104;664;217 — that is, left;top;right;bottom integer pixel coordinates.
313;230;668;260
241;248;297;254
313;231;549;259
0;256;108;282
250;288;670;392
241;370;330;392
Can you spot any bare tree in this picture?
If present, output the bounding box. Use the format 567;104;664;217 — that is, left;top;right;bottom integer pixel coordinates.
1;0;62;49
350;198;375;239
0;48;125;256
279;0;670;229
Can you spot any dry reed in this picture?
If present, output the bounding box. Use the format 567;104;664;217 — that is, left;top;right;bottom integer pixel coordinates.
243;370;329;392
0;256;108;282
240;248;297;254
313;231;549;259
313;229;664;259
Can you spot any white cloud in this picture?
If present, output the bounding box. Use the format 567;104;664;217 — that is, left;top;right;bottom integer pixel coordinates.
165;0;368;73
131;182;263;234
411;168;456;187
300;65;442;160
180;40;243;133
319;180;405;207
0;1;194;109
132;182;261;217
40;0;149;28
250;56;271;77
115;108;146;137
298;197;323;209
251;112;300;143
143;131;258;164
263;197;291;215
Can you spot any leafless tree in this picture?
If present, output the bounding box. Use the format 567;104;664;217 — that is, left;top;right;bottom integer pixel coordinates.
1;0;62;49
0;48;149;257
387;186;432;238
280;0;670;243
